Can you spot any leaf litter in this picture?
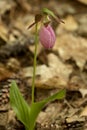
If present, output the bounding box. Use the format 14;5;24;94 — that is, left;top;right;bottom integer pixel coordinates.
0;0;87;130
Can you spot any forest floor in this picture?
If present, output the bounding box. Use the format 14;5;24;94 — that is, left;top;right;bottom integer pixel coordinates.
0;0;87;130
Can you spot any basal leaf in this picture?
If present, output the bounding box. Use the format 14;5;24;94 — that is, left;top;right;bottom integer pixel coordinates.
43;89;66;103
10;81;30;129
29;89;66;130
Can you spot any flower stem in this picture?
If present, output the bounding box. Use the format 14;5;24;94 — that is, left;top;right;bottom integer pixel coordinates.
32;23;38;103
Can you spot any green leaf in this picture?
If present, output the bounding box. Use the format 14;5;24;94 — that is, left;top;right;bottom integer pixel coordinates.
10;81;30;129
43;89;66;103
10;81;66;130
29;102;45;130
42;8;64;23
29;89;66;130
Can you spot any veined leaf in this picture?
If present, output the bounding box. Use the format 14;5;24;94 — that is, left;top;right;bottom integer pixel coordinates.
10;81;30;129
10;81;66;130
29;89;66;130
43;89;66;102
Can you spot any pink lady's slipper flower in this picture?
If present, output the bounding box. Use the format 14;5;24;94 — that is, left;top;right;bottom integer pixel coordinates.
39;25;56;49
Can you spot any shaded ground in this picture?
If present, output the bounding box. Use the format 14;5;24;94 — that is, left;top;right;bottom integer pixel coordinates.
0;0;87;130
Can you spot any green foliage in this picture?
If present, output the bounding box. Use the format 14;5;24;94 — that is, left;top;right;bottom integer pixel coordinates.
29;89;66;130
10;81;66;130
10;81;30;130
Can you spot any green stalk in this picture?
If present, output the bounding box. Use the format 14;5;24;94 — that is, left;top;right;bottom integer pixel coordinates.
32;23;38;103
